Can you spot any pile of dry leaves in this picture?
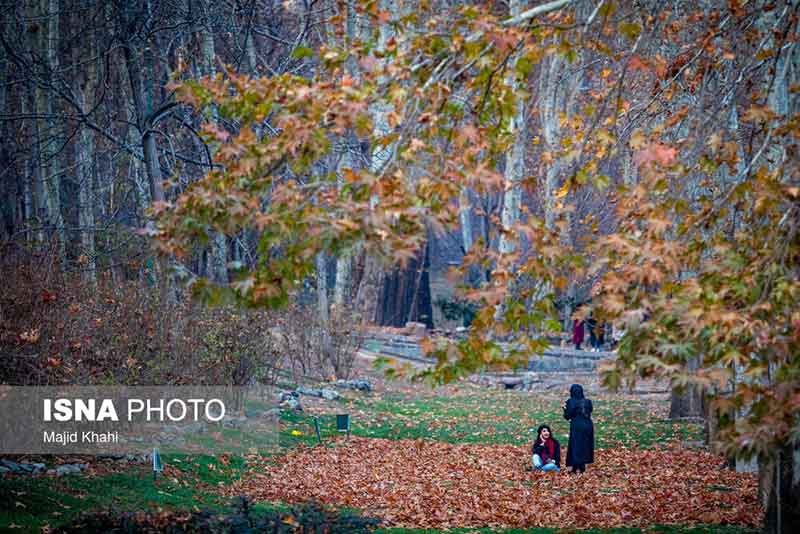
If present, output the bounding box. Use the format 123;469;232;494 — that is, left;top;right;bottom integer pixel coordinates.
230;437;761;529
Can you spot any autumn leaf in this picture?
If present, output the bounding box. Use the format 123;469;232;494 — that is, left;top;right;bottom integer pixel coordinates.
633;143;678;167
554;181;570;198
628;55;650;73
742;105;775;123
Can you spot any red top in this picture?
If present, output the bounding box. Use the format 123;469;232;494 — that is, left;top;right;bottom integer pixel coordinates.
572;319;584;345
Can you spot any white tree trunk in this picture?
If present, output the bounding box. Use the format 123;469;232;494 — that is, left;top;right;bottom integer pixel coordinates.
333;134;359;309
33;0;65;256
349;0;396;322
316;252;330;325
197;4;228;284
459;189;474;254
497;0;527;256
538;1;585;234
539;51;566;232
75;55;97;285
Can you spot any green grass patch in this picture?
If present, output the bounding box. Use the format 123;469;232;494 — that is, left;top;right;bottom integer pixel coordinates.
338;390;702;448
0;454;251;532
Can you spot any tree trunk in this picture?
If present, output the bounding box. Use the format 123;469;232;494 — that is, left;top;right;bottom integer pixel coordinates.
196;1;228;284
0;45;11;239
245;31;258;74
497;0;527;257
459;188;474;254
121;3;164;204
333;134;359;309
75;88;97;284
351;0;395;321
540;50;565;232
119;1;171;297
74;10;97;285
538;0;585;234
668;386;705;420
762;444;800;534
562;281;576;332
316;253;330;324
334;250;355;309
20;86;33;244
669;357;705;420
354;253;382;324
316;251;333;363
376;242;434;329
761;10;798;531
32;0;65;255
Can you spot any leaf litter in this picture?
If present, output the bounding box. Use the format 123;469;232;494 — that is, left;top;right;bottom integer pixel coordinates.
230;436;760;529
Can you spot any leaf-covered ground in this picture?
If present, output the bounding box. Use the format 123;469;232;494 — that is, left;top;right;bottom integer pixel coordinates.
230;438;761;528
249;372;760;531
232;436;760;529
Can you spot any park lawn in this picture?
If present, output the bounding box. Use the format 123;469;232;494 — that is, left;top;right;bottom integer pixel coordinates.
1;382;741;532
0;454;279;531
286;385;704;449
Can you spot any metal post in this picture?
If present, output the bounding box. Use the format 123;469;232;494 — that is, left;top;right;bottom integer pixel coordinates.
313;417;322;445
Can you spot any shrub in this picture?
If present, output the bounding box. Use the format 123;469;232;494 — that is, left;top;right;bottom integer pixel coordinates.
275;304;364;382
434;296;477;327
53;498;381;533
0;247;361;387
324;308;364;380
0;249;281;386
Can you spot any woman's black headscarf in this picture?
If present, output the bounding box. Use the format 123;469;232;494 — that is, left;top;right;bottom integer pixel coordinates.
569;384;584;399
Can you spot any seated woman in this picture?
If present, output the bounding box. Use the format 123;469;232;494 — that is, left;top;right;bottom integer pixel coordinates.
531;424;561;472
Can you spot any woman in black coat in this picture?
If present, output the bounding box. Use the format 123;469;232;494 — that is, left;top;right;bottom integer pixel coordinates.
563;384;594;473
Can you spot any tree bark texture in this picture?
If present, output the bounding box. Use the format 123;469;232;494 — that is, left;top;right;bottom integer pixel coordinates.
762;445;800;534
376;241;434;329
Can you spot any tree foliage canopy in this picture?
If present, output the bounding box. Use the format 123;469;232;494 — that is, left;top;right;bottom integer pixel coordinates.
153;0;800;465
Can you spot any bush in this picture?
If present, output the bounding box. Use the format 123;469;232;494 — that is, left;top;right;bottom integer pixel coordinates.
276;304;364;383
434;296;477;327
53;498;381;533
0;249;280;386
0;247;362;387
188;306;281;387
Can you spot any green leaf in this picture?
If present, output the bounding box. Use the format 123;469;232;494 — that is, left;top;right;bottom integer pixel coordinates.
594;174;610;190
619;22;641;40
516;55;533;80
599;1;617;17
292;46;314;60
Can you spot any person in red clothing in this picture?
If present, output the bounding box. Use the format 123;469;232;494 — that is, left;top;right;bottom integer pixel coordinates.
572;318;585;350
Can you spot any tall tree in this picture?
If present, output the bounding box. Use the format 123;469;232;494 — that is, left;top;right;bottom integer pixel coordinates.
73;10;97;284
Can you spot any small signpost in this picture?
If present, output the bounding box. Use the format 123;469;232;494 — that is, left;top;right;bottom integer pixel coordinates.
152;448;163;480
336;414;350;440
313;416;322;445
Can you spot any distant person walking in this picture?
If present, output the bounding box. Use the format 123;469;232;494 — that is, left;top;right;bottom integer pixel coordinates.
571;318;584;350
586;314;598;351
563;384;594;474
531;424;561;472
597;320;606;350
